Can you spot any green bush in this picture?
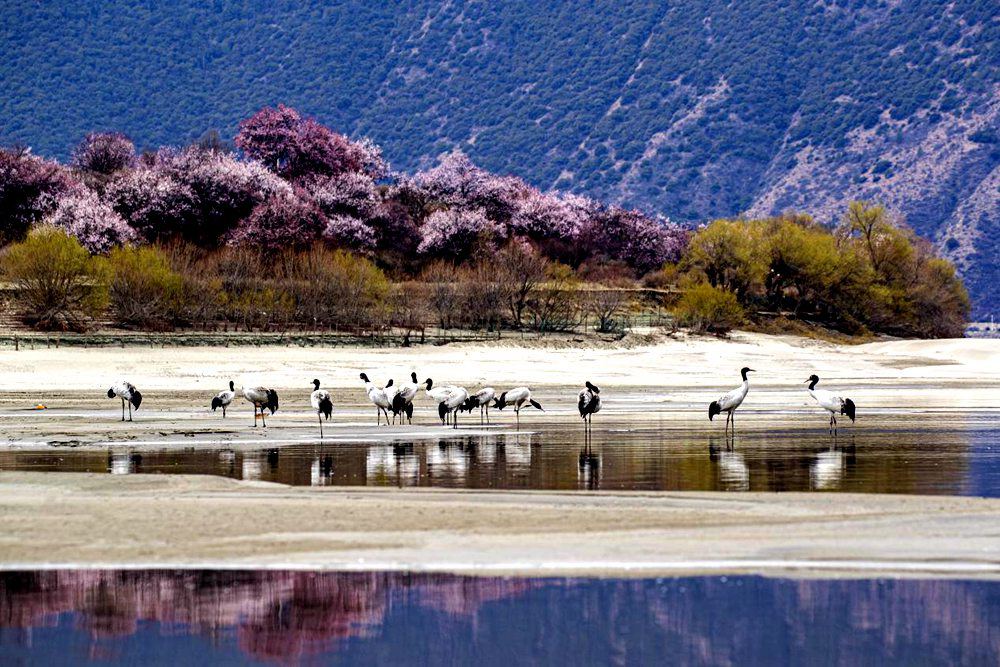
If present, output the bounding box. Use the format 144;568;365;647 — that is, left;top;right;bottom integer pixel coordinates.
1;226;109;331
107;245;183;329
673;282;744;334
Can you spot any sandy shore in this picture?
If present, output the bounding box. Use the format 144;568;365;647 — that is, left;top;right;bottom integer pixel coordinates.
0;332;997;449
0;472;997;578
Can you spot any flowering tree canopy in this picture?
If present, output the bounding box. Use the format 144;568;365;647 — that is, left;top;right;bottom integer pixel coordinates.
70;133;136;174
0;148;77;244
417;208;505;261
227;189;327;251
323;214;376;253
580;207;688;274
235;105;385;181
408;151;526;223
45;189;137;253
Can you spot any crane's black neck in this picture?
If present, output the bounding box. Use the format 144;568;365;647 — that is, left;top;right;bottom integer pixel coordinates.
808;377;819;390
229;380;234;391
741;369;750;382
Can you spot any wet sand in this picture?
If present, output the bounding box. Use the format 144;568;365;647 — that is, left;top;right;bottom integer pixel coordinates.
0;472;998;578
0;333;997;577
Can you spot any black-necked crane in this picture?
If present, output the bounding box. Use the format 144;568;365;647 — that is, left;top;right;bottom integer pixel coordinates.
424;378;462;425
107;380;142;422
578;381;601;432
311;378;334;437
708;367;754;435
806;374;856;433
391;372;421;424
211;380;236;418
460;387;496;424
493;387;544;428
361;373;393;425
243;385;279;427
438;386;470;428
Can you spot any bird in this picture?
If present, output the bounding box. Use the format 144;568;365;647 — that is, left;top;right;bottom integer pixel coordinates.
423;378;462;425
243;385;279;427
460;387;496;424
311;378;334;437
708;367;754;435
361;373;394;425
390;372;421;424
107;381;142;422
492;387;544;428
806;374;856;432
578;381;602;431
211;380;236;418
438;386;470;428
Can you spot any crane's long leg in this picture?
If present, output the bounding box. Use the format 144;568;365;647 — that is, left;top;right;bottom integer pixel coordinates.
318;413;323;439
128;400;133;422
261;409;267;428
121;398;125;422
252;406;258;428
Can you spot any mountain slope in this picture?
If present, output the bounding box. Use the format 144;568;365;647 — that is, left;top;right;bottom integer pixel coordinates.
2;0;997;315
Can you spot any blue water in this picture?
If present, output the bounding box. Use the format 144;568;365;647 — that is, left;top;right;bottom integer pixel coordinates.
0;571;997;665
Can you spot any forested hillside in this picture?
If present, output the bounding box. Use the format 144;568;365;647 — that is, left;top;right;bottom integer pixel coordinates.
2;0;997;315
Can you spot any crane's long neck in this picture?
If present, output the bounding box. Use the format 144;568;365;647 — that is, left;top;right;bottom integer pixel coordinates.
808;378;818;390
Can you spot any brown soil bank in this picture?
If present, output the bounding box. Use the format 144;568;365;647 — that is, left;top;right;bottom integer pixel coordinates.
0;472;997;579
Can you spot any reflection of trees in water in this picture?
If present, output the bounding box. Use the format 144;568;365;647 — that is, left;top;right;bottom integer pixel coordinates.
0;573;995;664
0;570;541;662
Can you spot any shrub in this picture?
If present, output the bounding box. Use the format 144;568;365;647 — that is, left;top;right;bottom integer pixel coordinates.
528;262;581;332
674;282;744;334
107;245;183;329
1;226;109;331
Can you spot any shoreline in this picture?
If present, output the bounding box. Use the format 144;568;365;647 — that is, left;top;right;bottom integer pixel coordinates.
0;473;997;579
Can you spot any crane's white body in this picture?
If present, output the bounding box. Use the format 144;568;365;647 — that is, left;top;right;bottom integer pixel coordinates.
709;368;754;435
242;385;279;427
578;381;602;434
494;386;543;427
108;380;142;422
806;375;856;432
362;376;393;425
212;380;236;417
715;381;749;414
467;387;496;424
438;386;470;428
311;379;333;437
391;373;421;424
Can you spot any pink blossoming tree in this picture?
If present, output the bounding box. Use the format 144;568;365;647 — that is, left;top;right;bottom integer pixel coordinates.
70;133;136;175
0;147;78;244
45;189;137;253
417;208;505;261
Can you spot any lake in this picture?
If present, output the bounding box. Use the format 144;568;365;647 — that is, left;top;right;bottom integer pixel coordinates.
0;570;996;665
1;411;997;496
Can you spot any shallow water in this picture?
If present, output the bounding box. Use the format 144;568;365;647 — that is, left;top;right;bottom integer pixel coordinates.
0;570;996;665
2;413;998;495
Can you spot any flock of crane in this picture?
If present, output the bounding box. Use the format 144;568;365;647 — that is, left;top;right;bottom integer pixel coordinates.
106;366;857;437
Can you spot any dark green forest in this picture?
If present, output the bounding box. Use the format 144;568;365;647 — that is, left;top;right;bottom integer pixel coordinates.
2;0;998;315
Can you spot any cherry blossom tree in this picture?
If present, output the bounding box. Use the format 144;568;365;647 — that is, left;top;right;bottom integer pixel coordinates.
580;207;688;274
235;105;385;181
45;189;137;253
305;171;380;220
70;132;136;174
323;214;376;253
104;161;198;242
227;188;327;251
0;147;77;245
417;208;505;261
408;151;527;223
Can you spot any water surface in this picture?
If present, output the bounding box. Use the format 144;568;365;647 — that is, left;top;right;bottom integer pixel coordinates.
0;570;996;665
2;413;998;495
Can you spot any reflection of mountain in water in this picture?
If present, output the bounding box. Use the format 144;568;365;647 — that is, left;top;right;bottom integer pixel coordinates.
0;572;996;664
